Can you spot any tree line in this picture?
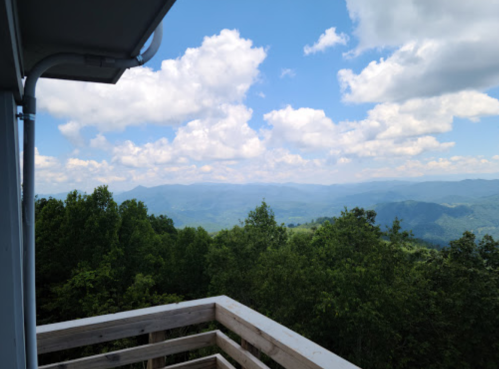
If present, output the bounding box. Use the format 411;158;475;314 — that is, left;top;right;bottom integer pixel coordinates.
35;186;499;369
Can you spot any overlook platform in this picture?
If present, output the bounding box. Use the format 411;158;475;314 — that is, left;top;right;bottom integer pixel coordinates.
36;296;359;369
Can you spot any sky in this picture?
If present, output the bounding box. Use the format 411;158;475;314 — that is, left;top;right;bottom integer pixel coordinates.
30;0;499;194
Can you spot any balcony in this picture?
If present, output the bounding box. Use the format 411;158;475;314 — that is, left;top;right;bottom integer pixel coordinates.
36;296;359;369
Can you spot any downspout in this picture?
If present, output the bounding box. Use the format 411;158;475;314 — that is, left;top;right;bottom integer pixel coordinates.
21;22;163;369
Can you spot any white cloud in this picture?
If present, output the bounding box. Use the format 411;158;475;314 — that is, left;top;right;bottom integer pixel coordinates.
112;105;265;167
304;27;348;55
32;149;126;193
173;105;265;161
280;68;296;78
342;0;499;102
90;134;111;150
264;148;311;168
367;91;499;139
58;121;84;146
200;165;213;173
38;29;266;132
345;0;499;51
345;136;454;158
337;157;351;164
359;155;499;180
112;138;175;168
339;41;499;103
263;91;499;158
263;106;337;150
33;148;59;170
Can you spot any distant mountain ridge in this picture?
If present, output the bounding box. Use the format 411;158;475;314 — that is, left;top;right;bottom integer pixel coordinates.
40;179;499;244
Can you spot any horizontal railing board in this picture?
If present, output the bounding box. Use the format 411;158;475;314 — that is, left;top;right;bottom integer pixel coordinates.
36;296;359;369
38;331;217;369
215;331;269;369
215;296;359;369
37;298;217;354
214;354;237;369
216;306;299;369
162;354;217;369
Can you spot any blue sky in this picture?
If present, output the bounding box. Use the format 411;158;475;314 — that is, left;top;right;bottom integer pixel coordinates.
32;0;499;193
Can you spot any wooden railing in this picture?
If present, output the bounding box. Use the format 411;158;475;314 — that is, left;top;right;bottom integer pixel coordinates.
36;296;359;369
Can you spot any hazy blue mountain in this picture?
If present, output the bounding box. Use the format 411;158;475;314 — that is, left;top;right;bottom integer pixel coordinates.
39;179;499;240
374;198;499;246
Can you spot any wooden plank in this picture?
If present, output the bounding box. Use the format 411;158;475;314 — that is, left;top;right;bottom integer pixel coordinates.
148;330;167;369
162;355;217;369
215;331;269;369
241;337;261;368
214;354;236;369
216;305;300;369
39;331;217;369
37;298;218;354
215;296;360;369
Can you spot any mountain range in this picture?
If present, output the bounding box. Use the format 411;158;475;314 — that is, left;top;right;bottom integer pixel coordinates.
42;179;499;245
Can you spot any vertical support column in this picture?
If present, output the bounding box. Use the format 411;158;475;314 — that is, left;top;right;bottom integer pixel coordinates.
241;338;260;368
22;95;38;369
0;91;26;368
147;331;166;369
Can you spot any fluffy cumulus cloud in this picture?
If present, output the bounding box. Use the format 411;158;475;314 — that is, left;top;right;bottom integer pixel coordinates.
263;106;337;150
33;12;499;190
38;29;266;135
32;149;126;193
359;155;499;180
89;134;111;150
112;105;265;167
263;105;452;158
173;105;265;161
263;91;499;159
33;148;59;170
33;145;325;193
58;121;84;146
341;0;499;102
345;0;499;51
112;138;175;168
304;27;348;55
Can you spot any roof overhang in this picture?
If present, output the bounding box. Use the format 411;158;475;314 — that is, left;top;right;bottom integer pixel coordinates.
0;0;24;101
0;0;177;102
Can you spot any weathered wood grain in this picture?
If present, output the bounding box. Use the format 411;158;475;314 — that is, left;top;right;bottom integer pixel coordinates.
215;296;359;369
214;354;236;369
215;331;269;369
148;330;167;369
39;331;217;369
37;298;217;354
162;355;217;369
35;296;359;369
241;337;261;369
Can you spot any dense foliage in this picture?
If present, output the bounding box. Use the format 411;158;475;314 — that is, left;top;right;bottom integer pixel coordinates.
35;186;499;369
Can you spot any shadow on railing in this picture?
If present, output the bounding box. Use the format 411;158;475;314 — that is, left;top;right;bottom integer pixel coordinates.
36;296;359;369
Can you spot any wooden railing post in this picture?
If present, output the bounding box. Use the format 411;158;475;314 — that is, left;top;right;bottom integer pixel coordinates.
241;338;260;368
36;297;359;369
147;331;166;369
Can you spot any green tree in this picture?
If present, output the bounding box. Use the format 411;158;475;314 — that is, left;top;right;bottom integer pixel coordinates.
207;201;288;306
170;227;212;299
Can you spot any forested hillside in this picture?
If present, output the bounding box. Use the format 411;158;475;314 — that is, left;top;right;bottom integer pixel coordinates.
35;186;499;368
375;199;499;245
42;180;499;245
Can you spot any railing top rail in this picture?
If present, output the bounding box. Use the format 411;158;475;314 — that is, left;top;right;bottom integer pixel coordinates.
215;296;359;369
36;296;360;369
37;297;218;334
